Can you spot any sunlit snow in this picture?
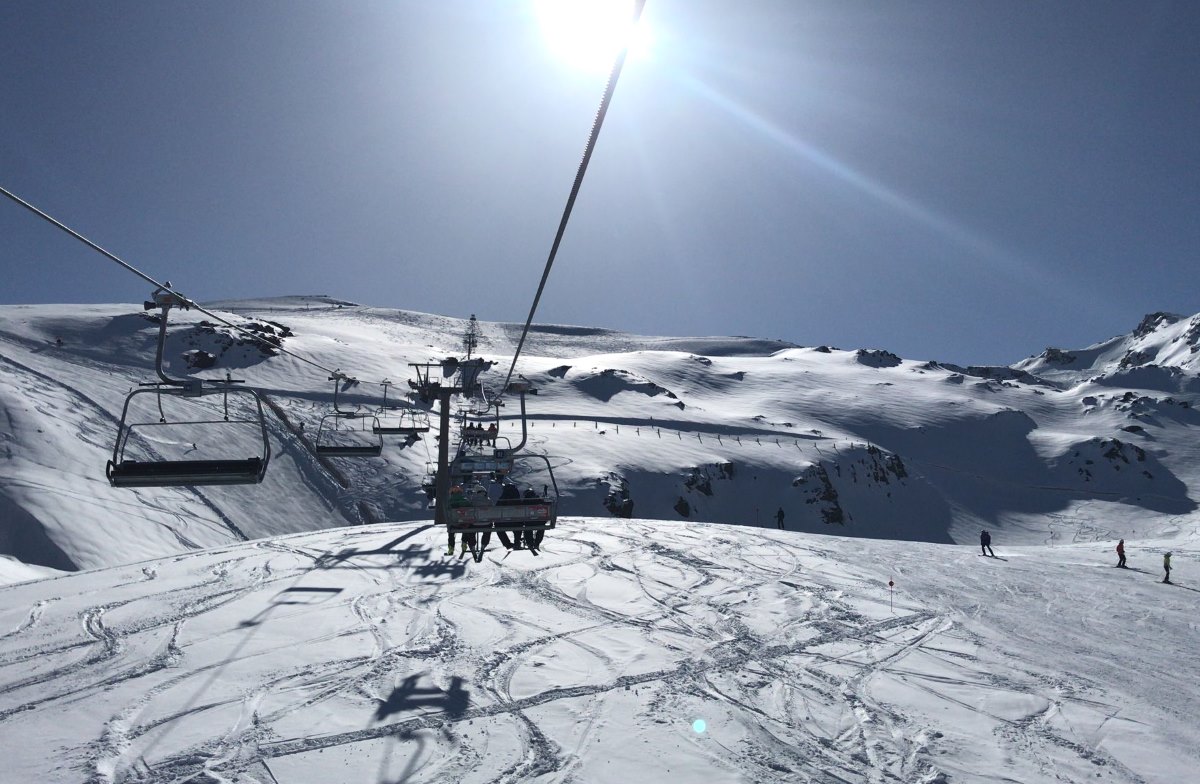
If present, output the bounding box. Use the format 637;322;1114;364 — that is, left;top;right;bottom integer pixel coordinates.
1;297;1198;782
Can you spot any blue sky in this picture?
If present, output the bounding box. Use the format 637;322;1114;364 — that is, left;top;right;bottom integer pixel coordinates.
1;0;1197;365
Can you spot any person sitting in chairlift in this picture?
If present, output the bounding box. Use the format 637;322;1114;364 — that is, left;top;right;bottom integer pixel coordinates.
498;480;521;506
466;481;491;506
526;526;544;555
445;485;468;556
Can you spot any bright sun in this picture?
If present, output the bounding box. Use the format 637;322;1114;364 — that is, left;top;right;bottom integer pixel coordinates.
532;0;650;74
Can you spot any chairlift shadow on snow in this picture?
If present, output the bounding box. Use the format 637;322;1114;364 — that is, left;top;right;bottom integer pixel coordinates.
413;560;467;580
393;433;423;451
377;727;429;784
138;584;343;763
315;542;431;571
239;586;344;628
374;674;469;721
312;525;436;571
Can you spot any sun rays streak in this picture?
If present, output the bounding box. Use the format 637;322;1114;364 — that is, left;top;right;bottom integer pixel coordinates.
674;72;1108;300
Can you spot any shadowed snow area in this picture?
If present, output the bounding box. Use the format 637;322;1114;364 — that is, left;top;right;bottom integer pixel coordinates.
1;519;1196;783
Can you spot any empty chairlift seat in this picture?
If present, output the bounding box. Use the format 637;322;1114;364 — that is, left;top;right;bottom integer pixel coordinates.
312;371;383;457
108;456;266;487
373;409;431;436
106;385;272;487
314;413;383;457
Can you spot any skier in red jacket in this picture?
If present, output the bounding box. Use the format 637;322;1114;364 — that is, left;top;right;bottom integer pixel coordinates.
1116;539;1127;568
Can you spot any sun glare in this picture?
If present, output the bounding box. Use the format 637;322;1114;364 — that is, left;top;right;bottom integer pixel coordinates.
533;0;651;74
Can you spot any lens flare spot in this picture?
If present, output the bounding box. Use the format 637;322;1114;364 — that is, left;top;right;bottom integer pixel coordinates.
692;719;707;734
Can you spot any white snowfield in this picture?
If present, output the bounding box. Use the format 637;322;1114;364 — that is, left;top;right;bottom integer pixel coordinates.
1;297;1199;782
0;519;1195;783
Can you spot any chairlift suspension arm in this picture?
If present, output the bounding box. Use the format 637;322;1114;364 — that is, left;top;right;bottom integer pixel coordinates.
433;386;456;528
152;300;177;386
331;373;343;413
508;391;530;454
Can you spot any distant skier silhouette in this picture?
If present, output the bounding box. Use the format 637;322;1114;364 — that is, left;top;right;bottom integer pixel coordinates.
775;507;786;530
1116;539;1127;568
980;530;995;557
1163;552;1172;584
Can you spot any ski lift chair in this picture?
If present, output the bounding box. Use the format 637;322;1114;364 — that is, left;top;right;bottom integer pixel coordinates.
107;383;271;487
372;379;432;435
314;414;384;457
374;409;431;436
447;454;559;536
313;372;384;457
106;289;272;487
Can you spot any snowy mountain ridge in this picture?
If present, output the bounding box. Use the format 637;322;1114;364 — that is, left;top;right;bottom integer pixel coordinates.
2;298;1200;784
1;297;1198;577
1016;310;1200;390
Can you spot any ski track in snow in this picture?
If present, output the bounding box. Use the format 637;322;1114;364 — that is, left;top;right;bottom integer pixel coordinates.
1;520;1193;783
1;597;56;639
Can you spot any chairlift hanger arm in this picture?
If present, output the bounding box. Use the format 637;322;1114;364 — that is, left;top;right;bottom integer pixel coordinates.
145;297;248;390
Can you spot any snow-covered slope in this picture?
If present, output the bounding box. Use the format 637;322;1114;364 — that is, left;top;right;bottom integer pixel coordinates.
4;300;1200;783
2;298;1199;574
1016;311;1200;391
1;519;1196;783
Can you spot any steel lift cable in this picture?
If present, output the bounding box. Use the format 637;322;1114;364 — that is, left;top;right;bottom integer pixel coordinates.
500;0;648;393
1;183;349;380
